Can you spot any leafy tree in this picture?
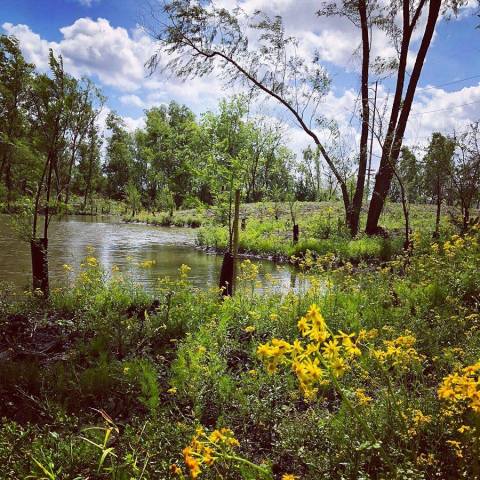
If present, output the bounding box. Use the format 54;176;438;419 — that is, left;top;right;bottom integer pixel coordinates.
423;132;455;238
103;112;134;200
0;35;35;203
145;2;366;232
450;123;480;231
28;51;79;294
75;122;103;210
389;147;423;204
62;78;104;205
125;182;142;217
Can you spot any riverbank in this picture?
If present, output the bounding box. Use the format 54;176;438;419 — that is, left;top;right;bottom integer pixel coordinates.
0;196;126;216
1;226;479;478
123;202;453;265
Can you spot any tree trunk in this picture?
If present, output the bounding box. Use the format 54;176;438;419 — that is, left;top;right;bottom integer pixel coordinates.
366;0;440;234
434;195;441;239
31;238;49;296
293;224;299;243
219;189;240;297
348;0;370;237
64;137;78;206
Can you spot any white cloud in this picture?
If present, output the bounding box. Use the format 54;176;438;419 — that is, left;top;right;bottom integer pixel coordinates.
2;18;155;91
406;84;480;146
119;94;145;108
122;115;146;132
2;22;53;70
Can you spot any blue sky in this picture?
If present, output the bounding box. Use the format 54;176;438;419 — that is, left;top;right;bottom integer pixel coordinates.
1;0;480;155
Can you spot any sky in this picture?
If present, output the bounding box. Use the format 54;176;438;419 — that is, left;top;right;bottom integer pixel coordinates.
1;0;480;163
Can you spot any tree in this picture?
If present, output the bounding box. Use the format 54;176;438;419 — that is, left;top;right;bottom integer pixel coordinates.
76;122;103;210
145;2;366;234
0;35;35;204
125;182;142;217
28;51;78;295
364;0;466;234
62;78;104;206
423;132;455;238
450;123;480;231
103;112;134;200
389;147;423;204
318;0;372;234
296;146;323;201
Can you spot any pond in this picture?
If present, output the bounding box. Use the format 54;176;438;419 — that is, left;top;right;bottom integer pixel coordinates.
0;215;304;294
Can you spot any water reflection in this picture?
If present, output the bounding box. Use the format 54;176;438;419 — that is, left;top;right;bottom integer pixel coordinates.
0;215;306;294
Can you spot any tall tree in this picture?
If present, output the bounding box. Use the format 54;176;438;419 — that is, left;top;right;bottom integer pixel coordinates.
450;123;480;231
29;51;78;295
365;0;463;234
0;35;34;203
145;2;367;234
103;112;134;200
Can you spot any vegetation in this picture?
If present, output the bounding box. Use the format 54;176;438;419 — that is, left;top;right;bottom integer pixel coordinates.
1;223;479;478
1;1;480;478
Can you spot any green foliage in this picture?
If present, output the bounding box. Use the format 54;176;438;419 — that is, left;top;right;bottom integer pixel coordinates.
1;227;480;477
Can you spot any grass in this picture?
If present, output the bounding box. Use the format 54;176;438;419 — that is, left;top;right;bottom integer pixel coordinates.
123;209;203;228
0;222;479;479
196;201;453;264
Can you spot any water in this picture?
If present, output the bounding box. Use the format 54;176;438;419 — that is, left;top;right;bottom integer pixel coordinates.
0;215;304;294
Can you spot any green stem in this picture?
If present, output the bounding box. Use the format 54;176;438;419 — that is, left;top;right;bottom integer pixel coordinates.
223;454;272;479
318;356;397;475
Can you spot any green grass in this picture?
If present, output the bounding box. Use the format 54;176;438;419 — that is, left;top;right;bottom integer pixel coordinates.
196;201;451;263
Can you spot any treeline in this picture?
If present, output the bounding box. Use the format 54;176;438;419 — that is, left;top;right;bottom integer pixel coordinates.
1;32;479;227
0;34;299;213
103;97;295;213
0;36;104;211
390;129;480;233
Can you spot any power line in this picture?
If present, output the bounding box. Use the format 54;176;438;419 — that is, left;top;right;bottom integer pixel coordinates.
409;99;480;116
416;74;480;92
372;73;480;104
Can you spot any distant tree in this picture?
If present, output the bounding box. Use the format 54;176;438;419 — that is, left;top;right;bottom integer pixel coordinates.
389;147;423;204
0;35;35;203
62;78;104;206
423;132;455;238
297;146;323;202
125;182;142;217
451;123;480;231
76;122;102;210
103;112;134;200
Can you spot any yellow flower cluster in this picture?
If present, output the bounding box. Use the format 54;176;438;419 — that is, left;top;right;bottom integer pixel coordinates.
257;304;363;399
86;256;98;267
441;233;479;258
238;259;259;282
438;361;480;413
179;263;191;279
404;408;432;436
372;333;424;369
354;388;373;406
173;427;240;479
138;259;156;268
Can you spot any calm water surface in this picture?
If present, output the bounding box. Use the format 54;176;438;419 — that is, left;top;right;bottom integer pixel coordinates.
0;215;304;293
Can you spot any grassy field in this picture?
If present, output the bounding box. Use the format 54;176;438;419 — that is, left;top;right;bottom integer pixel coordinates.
1;222;479;479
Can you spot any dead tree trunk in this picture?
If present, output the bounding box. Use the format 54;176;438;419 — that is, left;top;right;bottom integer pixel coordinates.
219;189;240;297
